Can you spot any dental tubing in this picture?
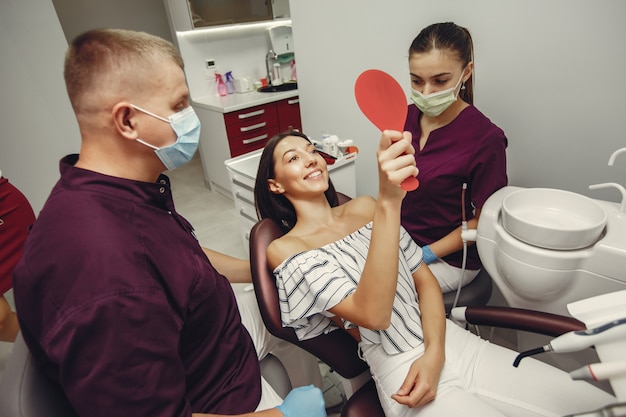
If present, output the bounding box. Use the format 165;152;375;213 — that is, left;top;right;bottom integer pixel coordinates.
451;183;469;312
513;317;626;367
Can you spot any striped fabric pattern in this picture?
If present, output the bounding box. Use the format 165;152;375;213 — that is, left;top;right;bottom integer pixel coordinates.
274;223;425;354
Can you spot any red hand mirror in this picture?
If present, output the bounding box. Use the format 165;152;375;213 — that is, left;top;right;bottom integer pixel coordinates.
354;69;419;191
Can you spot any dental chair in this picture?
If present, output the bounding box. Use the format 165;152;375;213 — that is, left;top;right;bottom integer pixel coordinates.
249;215;607;417
0;332;292;417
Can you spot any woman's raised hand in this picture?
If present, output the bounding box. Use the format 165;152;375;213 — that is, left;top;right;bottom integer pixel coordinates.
377;130;418;200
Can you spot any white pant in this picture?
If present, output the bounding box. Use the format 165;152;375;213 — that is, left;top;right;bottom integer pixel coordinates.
233;284;323;410
427;260;479;293
256;378;283;411
360;320;616;417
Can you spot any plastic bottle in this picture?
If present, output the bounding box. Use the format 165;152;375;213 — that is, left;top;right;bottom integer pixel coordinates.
272;63;283;86
225;71;235;95
321;134;332;155
215;73;227;97
290;60;297;81
328;135;339;157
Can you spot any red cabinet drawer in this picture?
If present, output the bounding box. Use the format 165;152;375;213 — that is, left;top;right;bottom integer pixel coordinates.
223;97;301;157
276;97;302;133
228;127;274;157
224;104;278;139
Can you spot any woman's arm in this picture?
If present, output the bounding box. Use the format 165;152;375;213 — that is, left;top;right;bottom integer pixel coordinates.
427;208;481;259
391;264;446;408
202;247;251;283
330;131;418;330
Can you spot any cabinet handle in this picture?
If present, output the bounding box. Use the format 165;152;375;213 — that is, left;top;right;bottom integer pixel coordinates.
287;98;300;105
239;209;258;223
232;178;254;191
240;122;266;132
235;192;254;206
242;134;268;145
238;109;265;119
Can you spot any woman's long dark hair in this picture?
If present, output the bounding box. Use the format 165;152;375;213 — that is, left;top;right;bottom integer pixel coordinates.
409;22;474;105
254;131;339;233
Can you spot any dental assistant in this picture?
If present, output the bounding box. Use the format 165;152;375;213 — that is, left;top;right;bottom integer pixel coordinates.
401;22;508;292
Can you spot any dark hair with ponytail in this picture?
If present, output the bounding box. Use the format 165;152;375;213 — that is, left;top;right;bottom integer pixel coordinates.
409;22;474;105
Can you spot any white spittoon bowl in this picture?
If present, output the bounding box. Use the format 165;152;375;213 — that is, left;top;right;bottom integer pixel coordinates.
502;188;607;250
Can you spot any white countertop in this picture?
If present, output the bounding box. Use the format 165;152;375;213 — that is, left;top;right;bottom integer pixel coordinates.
192;89;299;113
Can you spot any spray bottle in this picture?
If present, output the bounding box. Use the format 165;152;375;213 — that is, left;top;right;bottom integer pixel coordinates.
225;71;235;95
215;73;227;97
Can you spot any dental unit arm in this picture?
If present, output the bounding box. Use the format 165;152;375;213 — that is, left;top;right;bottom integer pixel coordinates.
451;304;626;415
513;317;626;367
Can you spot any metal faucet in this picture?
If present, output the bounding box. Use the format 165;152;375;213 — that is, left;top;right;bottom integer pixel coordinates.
265;49;277;85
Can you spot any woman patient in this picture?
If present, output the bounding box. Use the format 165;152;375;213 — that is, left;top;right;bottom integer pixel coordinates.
254;130;615;417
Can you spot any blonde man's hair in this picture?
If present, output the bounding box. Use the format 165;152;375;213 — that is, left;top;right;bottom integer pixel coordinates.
64;29;184;113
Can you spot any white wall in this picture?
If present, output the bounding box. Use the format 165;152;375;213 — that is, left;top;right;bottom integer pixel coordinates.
0;0;175;214
176;22;284;100
165;0;295;101
53;0;173;43
0;0;79;214
290;0;626;202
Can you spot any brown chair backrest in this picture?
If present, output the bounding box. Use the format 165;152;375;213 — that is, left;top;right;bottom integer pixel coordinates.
249;217;369;379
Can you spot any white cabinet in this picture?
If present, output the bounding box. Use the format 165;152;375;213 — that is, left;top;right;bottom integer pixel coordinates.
225;149;357;254
194;106;233;195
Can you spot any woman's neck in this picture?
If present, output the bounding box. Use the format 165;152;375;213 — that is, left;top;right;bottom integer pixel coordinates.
290;195;336;234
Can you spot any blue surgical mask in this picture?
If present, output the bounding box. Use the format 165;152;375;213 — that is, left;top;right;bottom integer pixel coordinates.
410;72;465;117
133;105;201;170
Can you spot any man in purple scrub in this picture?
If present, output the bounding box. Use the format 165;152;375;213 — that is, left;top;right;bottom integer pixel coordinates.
12;29;324;417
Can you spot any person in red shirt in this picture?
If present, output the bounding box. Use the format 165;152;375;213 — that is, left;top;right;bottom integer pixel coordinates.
0;171;35;342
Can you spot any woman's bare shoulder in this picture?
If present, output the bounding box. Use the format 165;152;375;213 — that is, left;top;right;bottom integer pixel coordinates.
267;234;308;270
341;195;376;218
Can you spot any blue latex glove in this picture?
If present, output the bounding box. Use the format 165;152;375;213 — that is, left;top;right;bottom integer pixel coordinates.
276;385;326;417
422;245;439;265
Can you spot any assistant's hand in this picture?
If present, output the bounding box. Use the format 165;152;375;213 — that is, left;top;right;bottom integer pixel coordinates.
390;350;443;408
377;130;417;200
276;385;326;417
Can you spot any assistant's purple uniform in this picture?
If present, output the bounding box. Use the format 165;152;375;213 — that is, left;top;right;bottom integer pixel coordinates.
401;105;507;269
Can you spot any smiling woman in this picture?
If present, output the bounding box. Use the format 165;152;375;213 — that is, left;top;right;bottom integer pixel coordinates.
254;131;340;233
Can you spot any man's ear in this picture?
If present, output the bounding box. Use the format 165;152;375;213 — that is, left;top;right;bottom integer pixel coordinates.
268;179;284;194
112;102;138;140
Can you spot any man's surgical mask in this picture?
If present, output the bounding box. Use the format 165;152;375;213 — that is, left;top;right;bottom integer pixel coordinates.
133;105;201;170
410;72;465;117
